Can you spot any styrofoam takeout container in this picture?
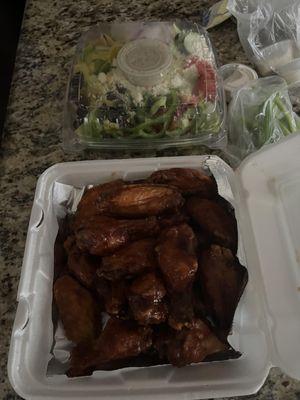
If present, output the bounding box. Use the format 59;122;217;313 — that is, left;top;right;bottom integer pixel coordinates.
8;134;300;399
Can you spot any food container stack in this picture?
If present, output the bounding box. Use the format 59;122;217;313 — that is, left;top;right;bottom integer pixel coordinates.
63;21;226;151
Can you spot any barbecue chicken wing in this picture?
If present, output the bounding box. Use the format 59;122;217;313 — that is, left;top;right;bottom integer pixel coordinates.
166;319;228;367
75;179;125;220
158;213;189;229
95;278;128;317
54;234;68;282
152;324;170;361
128;272;167;325
186;197;237;252
74;215;159;256
53;275;100;344
99;238;157;280
67;318;152;377
156;223;198;292
168;290;195;331
149;167;217;197
168;283;206;331
66;240;99;289
94;184;184;218
54;217;73;281
199;245;248;336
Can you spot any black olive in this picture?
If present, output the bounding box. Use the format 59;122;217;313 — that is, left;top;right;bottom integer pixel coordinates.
106;91;119;101
116;84;126;94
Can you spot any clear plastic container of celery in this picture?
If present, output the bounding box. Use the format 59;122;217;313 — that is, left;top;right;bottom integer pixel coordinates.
63;21;226;151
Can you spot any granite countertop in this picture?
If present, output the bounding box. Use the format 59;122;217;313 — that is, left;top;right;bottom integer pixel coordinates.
1;0;300;399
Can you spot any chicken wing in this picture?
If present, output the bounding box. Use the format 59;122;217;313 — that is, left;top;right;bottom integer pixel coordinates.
168;290;195;330
128;272;168;325
152;324;171;361
129;271;167;301
186;197;237;252
66;241;99;289
166;319;228;367
129;298;167;326
167;282;206;331
95;184;184;218
67;318;152;377
148;168;217;197
63;235;76;253
54;217;73;281
199;245;248;336
75;179;125;220
99;238;157;280
95;278;128;317
74;215;159;256
156;223;198;292
54;231;68;282
158;212;189;229
53;275;101;344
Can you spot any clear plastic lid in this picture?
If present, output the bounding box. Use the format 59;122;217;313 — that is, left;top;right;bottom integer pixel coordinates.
63;21;226;151
117;38;173;87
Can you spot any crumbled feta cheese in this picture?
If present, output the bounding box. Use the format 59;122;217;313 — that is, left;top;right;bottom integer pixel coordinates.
180;87;193;98
103;67;146;105
171;75;184;88
184;32;206;56
134;91;143;104
93;41;197;105
151;84;169;96
98;72;107;83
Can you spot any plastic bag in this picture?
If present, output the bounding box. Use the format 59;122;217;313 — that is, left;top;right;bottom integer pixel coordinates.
227;0;300;75
228;76;300;161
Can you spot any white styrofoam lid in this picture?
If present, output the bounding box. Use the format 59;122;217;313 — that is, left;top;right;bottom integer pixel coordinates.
237;133;300;380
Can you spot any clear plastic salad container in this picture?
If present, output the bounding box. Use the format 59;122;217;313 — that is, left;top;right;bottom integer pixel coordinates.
63;21;226;151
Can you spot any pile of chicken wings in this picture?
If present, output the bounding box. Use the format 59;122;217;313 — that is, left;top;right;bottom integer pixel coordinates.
53;167;248;377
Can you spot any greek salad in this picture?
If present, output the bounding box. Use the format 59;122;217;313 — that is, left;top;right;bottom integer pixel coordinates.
70;22;222;142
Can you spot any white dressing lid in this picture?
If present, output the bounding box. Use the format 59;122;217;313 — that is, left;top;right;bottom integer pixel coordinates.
117;38;173;87
236;133;300;380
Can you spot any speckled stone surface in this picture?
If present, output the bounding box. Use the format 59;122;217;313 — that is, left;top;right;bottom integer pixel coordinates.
1;1;300;399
